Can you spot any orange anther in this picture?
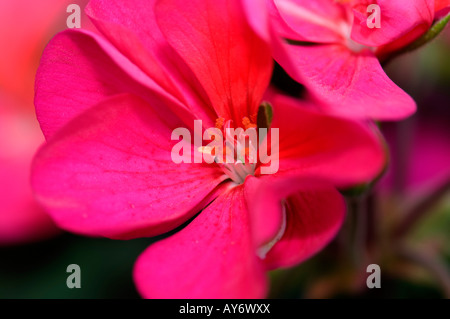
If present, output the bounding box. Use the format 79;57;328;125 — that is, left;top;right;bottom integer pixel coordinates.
242;117;257;130
215;117;225;129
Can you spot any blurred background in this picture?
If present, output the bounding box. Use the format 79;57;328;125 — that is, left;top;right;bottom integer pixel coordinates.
0;1;449;298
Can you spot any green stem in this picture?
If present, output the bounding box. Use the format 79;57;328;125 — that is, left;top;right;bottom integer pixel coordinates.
396;245;450;298
345;195;369;269
394;180;450;239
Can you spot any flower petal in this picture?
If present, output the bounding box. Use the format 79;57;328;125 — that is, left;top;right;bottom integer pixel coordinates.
351;0;434;48
263;184;345;270
32;94;227;239
242;0;313;42
245;175;341;252
241;0;272;41
0;0;75;101
436;0;450;12
0;101;58;244
273;0;350;43
85;0;217;126
35;29;188;139
155;0;273;123
133;185;267;299
274;42;416;120
261;92;387;187
380;121;450;196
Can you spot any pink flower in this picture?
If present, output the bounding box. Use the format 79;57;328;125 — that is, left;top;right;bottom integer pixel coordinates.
0;96;57;245
32;0;385;297
242;0;446;120
0;0;89;244
380;121;450;197
0;1;77;103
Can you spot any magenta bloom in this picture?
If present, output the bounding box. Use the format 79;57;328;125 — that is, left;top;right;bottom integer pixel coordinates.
243;0;447;120
0;0;86;244
0;98;59;244
32;0;385;298
380;121;450;196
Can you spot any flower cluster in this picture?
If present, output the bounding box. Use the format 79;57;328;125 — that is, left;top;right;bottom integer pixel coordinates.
29;0;449;297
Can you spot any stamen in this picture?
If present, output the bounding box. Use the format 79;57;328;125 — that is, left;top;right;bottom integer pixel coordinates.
202;116;260;184
242;117;257;130
215;117;225;129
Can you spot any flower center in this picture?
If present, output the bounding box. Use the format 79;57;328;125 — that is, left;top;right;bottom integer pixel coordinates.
346;37;374;53
198;116;259;184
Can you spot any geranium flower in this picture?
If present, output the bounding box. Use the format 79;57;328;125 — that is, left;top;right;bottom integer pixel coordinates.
0;96;56;244
32;0;385;298
242;0;449;120
0;0;89;244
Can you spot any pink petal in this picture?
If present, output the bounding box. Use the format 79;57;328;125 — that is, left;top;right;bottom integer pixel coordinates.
155;0;273;124
85;0;217;126
263;184;345;269
379;121;450;196
0;100;58;245
436;0;450;12
351;0;434;47
35;29;188;140
242;0;312;42
0;163;58;245
244;176;284;250
241;0;272;41
245;175;340;251
275;42;416;120
0;0;78;102
32;94;227;240
272;0;350;43
262;93;387;187
134;185;267;299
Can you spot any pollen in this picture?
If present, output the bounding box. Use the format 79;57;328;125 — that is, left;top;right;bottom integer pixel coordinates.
242;117;257;130
200;116;260;184
215;117;225;129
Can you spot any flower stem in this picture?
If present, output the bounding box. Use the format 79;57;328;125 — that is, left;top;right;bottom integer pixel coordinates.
394;180;450;239
395;244;450;298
